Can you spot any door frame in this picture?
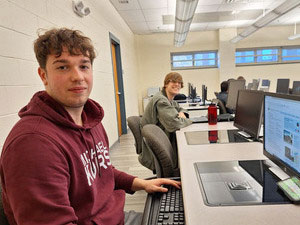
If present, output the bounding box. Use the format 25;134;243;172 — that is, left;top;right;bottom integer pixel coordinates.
109;33;127;135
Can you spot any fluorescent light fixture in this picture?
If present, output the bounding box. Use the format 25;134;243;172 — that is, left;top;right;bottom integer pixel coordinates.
175;19;192;34
288;22;300;40
239;25;257;37
288;33;300;40
174;0;199;47
230;0;300;43
254;11;278;27
231;35;244;44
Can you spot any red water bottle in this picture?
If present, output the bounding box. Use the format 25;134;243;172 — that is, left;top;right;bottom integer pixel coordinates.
208;103;217;125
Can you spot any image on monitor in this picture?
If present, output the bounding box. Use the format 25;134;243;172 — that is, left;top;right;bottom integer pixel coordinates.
276;79;290;94
292;81;300;95
264;93;300;178
226;80;246;111
234;90;264;140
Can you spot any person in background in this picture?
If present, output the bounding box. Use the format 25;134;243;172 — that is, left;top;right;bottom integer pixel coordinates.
0;28;181;225
140;72;192;171
217;81;229;106
217;81;233;114
237;75;246;81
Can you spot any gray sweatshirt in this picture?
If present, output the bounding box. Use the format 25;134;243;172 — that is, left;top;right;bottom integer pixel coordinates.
139;88;192;171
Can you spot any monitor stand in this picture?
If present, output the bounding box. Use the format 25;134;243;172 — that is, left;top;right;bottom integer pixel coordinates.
237;131;252;139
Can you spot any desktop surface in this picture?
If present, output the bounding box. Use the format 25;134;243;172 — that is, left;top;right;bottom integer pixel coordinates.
194;160;291;206
176;123;300;225
184;129;249;145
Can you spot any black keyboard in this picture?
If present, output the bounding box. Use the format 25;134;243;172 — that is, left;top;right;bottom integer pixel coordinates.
141;183;185;225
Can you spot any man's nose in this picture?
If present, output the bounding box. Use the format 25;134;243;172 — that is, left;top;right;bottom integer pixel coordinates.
71;67;84;81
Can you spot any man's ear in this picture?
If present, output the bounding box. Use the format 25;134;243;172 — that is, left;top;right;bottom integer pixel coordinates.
38;67;48;85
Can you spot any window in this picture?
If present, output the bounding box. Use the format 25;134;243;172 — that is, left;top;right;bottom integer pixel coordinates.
282;47;300;62
171;51;218;70
236;46;300;66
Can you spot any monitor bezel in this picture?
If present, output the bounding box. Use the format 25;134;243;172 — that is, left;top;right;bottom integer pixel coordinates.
276;79;290;94
234;89;264;140
226;80;246;111
263;92;300;178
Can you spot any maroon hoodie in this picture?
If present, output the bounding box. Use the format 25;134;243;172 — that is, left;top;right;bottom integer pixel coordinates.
0;91;136;225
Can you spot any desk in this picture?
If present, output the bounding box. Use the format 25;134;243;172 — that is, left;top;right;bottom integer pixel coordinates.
179;103;219;118
176;122;300;225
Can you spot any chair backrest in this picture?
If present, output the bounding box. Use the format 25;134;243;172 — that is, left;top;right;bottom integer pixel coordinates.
141;124;180;178
0;185;10;225
212;98;227;114
127;116;143;154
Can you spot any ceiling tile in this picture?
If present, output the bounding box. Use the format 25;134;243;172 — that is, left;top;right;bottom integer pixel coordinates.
198;0;223;5
143;8;168;21
167;0;176;13
196;4;221;13
147;21;174;32
110;0;300;35
138;0;167;9
127;21;150;34
109;0;140;11
118;9;145;22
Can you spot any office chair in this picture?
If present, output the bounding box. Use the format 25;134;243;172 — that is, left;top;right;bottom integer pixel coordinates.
0;185;9;225
212;98;227;114
127;116;143;154
141;124;180;178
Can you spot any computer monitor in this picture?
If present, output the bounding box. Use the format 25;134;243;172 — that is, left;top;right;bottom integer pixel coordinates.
262;79;271;87
264;92;300;178
276;79;290;94
188;82;192;98
190;85;197;101
292;81;300;95
252;79;260;90
234;90;264;140
260;79;271;92
226;80;246;111
201;85;207;105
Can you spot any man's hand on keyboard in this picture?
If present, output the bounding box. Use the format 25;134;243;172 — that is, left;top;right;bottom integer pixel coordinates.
131;178;181;193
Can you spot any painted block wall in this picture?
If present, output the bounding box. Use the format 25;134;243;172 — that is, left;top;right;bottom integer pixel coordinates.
0;0;140;150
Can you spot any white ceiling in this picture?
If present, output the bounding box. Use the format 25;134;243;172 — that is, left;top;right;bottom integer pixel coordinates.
109;0;300;35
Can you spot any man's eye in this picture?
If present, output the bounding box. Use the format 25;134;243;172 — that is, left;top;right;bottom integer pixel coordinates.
57;66;67;70
80;65;90;70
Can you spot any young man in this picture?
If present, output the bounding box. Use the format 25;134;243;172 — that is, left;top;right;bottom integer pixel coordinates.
140;72;192;171
0;28;180;225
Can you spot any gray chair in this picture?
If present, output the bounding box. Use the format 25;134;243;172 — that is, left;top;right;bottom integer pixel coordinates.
212;98;227;114
141;124;180;178
127;116;143;154
0;185;9;225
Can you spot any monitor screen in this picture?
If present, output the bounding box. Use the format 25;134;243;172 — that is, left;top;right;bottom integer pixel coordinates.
201;85;207;104
226;80;246;111
261;79;270;87
264;93;300;177
234;90;264;140
292;81;300;95
276;79;290;94
188;82;192;98
190;85;197;100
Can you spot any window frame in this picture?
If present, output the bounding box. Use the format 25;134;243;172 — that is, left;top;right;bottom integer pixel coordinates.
235;46;300;67
171;50;218;70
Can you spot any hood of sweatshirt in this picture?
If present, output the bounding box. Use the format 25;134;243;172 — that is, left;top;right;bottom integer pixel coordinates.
18;91;104;130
